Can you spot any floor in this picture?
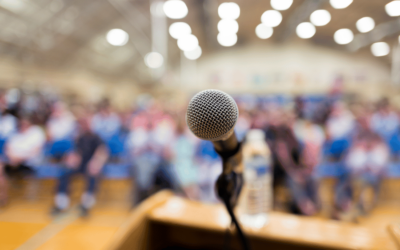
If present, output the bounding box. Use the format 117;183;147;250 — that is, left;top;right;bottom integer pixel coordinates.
0;178;132;250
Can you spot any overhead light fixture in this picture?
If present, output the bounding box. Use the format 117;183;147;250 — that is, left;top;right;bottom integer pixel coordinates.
356;17;375;33
169;22;191;39
270;0;293;11
371;42;390;57
218;2;240;20
296;22;316;39
217;33;237;47
334;28;354;45
218;19;239;34
184;46;202;60
385;1;400;17
310;10;331;26
106;29;129;46
163;0;188;19
0;0;25;13
255;24;273;39
177;34;199;51
145;52;164;68
330;0;353;9
261;10;282;27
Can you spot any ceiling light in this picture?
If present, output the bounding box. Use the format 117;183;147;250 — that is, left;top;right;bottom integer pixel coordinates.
356;17;375;33
334;28;354;45
106;29;129;46
261;10;282;27
330;0;353;9
163;0;188;19
177;34;199;51
217;33;237;47
218;2;240;20
0;0;25;13
255;24;273;39
385;1;400;17
184;46;202;60
310;10;331;26
270;0;293;11
169;22;191;39
218;19;239;34
371;42;390;57
145;52;164;68
296;22;316;39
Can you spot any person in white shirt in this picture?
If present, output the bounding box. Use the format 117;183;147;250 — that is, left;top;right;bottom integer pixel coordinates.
47;102;75;142
341;132;389;220
91;99;121;142
46;102;76;159
6;117;46;166
370;99;399;143
326;102;355;140
0;115;45;205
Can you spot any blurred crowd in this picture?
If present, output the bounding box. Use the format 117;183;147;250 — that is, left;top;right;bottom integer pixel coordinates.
0;87;398;220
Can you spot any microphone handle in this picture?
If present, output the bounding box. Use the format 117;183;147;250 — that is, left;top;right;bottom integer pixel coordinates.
212;132;243;174
212;131;238;153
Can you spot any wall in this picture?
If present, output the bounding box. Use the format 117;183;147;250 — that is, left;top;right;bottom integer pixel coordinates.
178;42;393;99
0;57;139;109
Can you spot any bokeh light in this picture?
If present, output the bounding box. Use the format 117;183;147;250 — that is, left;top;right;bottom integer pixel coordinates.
106;29;129;46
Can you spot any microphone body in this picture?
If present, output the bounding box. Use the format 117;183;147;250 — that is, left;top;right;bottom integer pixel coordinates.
186;89;251;250
186;89;243;206
212;132;243;174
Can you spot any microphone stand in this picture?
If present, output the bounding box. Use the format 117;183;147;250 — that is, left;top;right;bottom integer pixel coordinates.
213;139;250;250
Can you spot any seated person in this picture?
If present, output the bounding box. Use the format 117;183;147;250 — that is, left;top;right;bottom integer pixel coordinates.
127;103;176;205
46;102;76;159
265;109;318;215
91;99;121;142
52;116;108;217
0;115;46;205
370;98;399;143
341;132;389;220
171;120;200;200
325;102;355;160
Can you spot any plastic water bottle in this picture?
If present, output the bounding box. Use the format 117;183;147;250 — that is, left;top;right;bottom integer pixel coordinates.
239;129;272;229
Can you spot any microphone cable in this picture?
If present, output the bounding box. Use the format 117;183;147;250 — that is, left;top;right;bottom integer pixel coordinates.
221;194;251;250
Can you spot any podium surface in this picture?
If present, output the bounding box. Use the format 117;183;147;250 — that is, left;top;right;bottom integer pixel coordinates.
108;191;396;250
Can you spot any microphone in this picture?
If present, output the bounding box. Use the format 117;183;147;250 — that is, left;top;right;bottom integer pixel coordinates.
186;89;243;174
186;89;250;250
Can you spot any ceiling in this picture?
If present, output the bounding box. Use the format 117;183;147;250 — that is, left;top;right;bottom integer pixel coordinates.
0;0;397;82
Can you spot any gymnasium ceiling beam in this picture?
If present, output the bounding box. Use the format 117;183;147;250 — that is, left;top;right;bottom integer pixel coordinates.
347;17;400;52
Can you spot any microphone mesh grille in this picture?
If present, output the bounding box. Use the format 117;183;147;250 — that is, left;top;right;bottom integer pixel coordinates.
186;89;238;141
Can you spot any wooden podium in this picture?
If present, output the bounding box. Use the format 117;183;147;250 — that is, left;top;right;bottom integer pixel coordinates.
106;190;396;250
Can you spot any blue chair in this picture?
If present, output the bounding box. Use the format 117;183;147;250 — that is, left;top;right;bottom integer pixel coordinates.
315;161;347;178
46;140;74;158
389;132;400;155
102;163;130;179
323;138;351;159
35;163;64;179
387;162;400;178
197;140;219;161
107;132;128;158
0;138;6;155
